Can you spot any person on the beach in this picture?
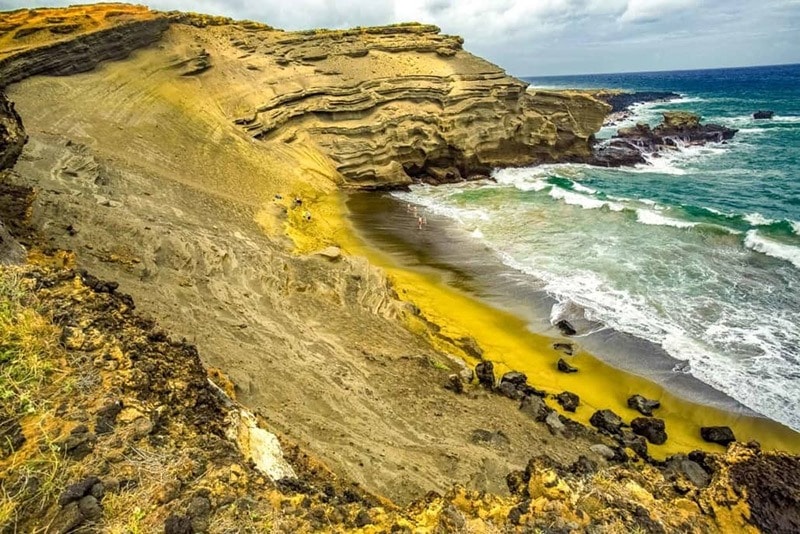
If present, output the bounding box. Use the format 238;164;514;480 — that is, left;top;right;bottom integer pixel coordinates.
418;216;424;230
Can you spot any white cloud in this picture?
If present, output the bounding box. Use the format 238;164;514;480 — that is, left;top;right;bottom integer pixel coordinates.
620;0;697;23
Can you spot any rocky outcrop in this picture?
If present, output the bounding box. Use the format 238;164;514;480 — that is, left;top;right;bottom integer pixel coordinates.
227;23;609;188
596;90;681;114
0;5;168;88
753;110;775;120
0;92;25;170
591;111;738;167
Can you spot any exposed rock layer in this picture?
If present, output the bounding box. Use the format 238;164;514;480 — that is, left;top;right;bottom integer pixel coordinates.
0;10;168;88
223;23;609;188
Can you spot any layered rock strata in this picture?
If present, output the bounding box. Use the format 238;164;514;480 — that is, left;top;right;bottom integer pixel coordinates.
0;6;610;190
225;23;609;188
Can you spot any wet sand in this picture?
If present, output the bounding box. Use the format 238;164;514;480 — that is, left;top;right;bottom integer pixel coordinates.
344;191;800;457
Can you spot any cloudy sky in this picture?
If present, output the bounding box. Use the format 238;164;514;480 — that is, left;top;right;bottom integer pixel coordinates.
3;0;799;76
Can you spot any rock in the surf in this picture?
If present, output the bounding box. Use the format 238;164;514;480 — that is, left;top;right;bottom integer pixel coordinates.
753;110;774;119
474;361;495;389
589;111;738;167
557;358;578;373
631;417;668;445
627;394;661;416
555;320;577;336
700;426;736;446
556;391;580;412
520;395;551;422
590;409;624;435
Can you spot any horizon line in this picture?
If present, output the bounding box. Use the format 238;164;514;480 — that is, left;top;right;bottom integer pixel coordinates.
522;61;800;79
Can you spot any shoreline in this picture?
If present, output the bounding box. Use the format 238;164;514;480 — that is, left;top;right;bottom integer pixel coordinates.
335;190;800;457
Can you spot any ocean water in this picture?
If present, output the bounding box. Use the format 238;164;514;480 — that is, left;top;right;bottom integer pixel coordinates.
391;64;800;432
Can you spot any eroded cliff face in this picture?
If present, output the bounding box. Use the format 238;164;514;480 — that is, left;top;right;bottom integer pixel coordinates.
225;23;609;188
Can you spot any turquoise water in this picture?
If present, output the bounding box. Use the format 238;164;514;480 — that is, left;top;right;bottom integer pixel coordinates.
392;64;800;431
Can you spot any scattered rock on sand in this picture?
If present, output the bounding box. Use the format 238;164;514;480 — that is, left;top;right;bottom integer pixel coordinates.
619;429;649;458
753;110;774;119
668;457;711;488
557;358;578;373
590;444;617;460
443;374;464;394
315;246;341;260
475;361;495;389
496;381;525;400
701;426;736;446
627;394;661;416
496;371;529;400
631;417;668;445
500;371;527;387
520;395;551;422
459;367;474;384
545;411;566;436
590;409;624;435
556;391;580;412
555;320;577;336
553;342;574;355
470;429;510;449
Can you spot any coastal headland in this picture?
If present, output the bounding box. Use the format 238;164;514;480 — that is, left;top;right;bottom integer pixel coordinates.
1;4;799;532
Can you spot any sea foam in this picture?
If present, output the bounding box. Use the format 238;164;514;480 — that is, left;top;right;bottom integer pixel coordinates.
549;187;624;211
636;209;697;229
744;230;800;268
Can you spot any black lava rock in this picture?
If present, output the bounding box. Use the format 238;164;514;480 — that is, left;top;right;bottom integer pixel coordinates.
590;409;624;435
627;394;661;416
475;361;495;389
557;358;578;373
556;391;580;412
631;417;668;445
701;426;736;446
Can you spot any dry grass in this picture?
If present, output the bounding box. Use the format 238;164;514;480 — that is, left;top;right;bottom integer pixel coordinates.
0;270;62;441
0;269;70;532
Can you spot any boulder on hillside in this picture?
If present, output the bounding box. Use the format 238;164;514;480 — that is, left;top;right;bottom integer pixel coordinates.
474;361;495;389
520;395;551;422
